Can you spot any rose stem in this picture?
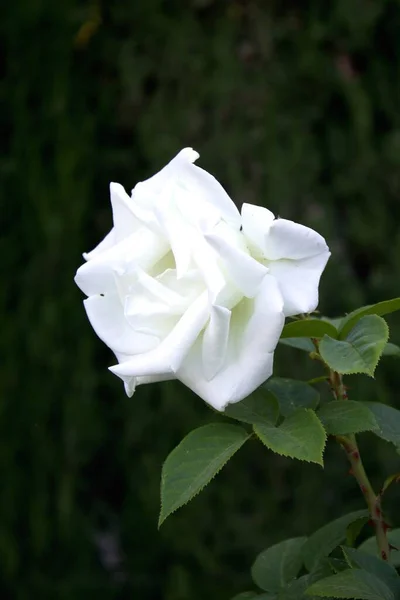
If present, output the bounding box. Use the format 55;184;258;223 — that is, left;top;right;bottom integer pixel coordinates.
329;370;390;561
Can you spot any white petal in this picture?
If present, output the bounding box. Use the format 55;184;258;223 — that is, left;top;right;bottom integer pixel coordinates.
82;183;141;262
265;219;329;260
120;373;176;398
110;182;141;242
191;235;227;302
124;294;178;336
124;272;181;338
177;147;200;163
130;269;186;310
75;228;169;296
176;275;285;410
154;200;193;278
84;293;159;355
83;229;116;261
109;291;209;381
202;306;231;381
241;203;275;256
174;182;221;231
133;148;240;227
268;252;331;316
182;163;240;226
132;148;199;201
75;253;118;296
205;233;268;298
156;268;205;306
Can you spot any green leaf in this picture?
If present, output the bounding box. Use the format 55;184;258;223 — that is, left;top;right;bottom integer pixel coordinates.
328;559;351;574
281;319;338;340
232;592;278;600
339;298;400;339
225;388;279;426
361;402;400;449
251;537;307;592
317;401;378;435
230;594;278;600
306;569;394;599
322;317;345;329
159;423;249;526
358;529;400;567
254;409;326;465
231;594;270;600
345;517;369;548
264;378;320;417
341;547;400;595
381;473;400;496
303;511;369;571
277;575;311;599
383;342;400;357
319;315;389;376
279;337;315;352
310;559;339;580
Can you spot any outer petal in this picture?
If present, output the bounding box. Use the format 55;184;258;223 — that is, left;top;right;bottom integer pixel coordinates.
176;274;285;410
109;291;209;382
120;373;177;398
241;203;275;256
268;252;330;316
181;162;240;227
109;182;141;242
84;293;159;355
83;229;116;261
82;183;140;261
133;148;200;200
265;218;329;261
75;228;169;296
133;148;241;227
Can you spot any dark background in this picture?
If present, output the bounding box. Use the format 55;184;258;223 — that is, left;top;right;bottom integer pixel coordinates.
2;1;400;598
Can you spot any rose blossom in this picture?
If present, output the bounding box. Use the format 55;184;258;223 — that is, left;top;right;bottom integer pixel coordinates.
75;149;330;410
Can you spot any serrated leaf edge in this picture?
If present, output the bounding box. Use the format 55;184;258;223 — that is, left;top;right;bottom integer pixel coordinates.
158;424;250;526
339;298;400;339
254;409;326;466
320;316;389;377
317;402;379;436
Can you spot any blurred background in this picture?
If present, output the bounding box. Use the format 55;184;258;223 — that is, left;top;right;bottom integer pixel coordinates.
2;0;400;598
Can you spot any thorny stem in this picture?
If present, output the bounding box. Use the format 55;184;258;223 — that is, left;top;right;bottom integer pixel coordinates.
329;371;390;561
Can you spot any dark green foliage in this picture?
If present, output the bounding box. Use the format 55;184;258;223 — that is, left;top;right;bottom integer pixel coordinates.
2;0;400;598
243;529;400;599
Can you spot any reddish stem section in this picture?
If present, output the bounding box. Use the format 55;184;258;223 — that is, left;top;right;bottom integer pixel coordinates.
329;372;390;561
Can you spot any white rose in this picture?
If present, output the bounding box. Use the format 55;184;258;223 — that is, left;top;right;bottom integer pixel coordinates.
75;148;330;410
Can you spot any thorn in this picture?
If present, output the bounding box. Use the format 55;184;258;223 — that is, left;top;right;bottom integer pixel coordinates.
381;550;388;560
360;484;368;494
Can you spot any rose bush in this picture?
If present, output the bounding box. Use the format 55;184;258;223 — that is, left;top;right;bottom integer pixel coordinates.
75;148;330;410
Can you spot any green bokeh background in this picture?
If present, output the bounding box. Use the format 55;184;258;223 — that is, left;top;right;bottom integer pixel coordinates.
2;1;400;598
